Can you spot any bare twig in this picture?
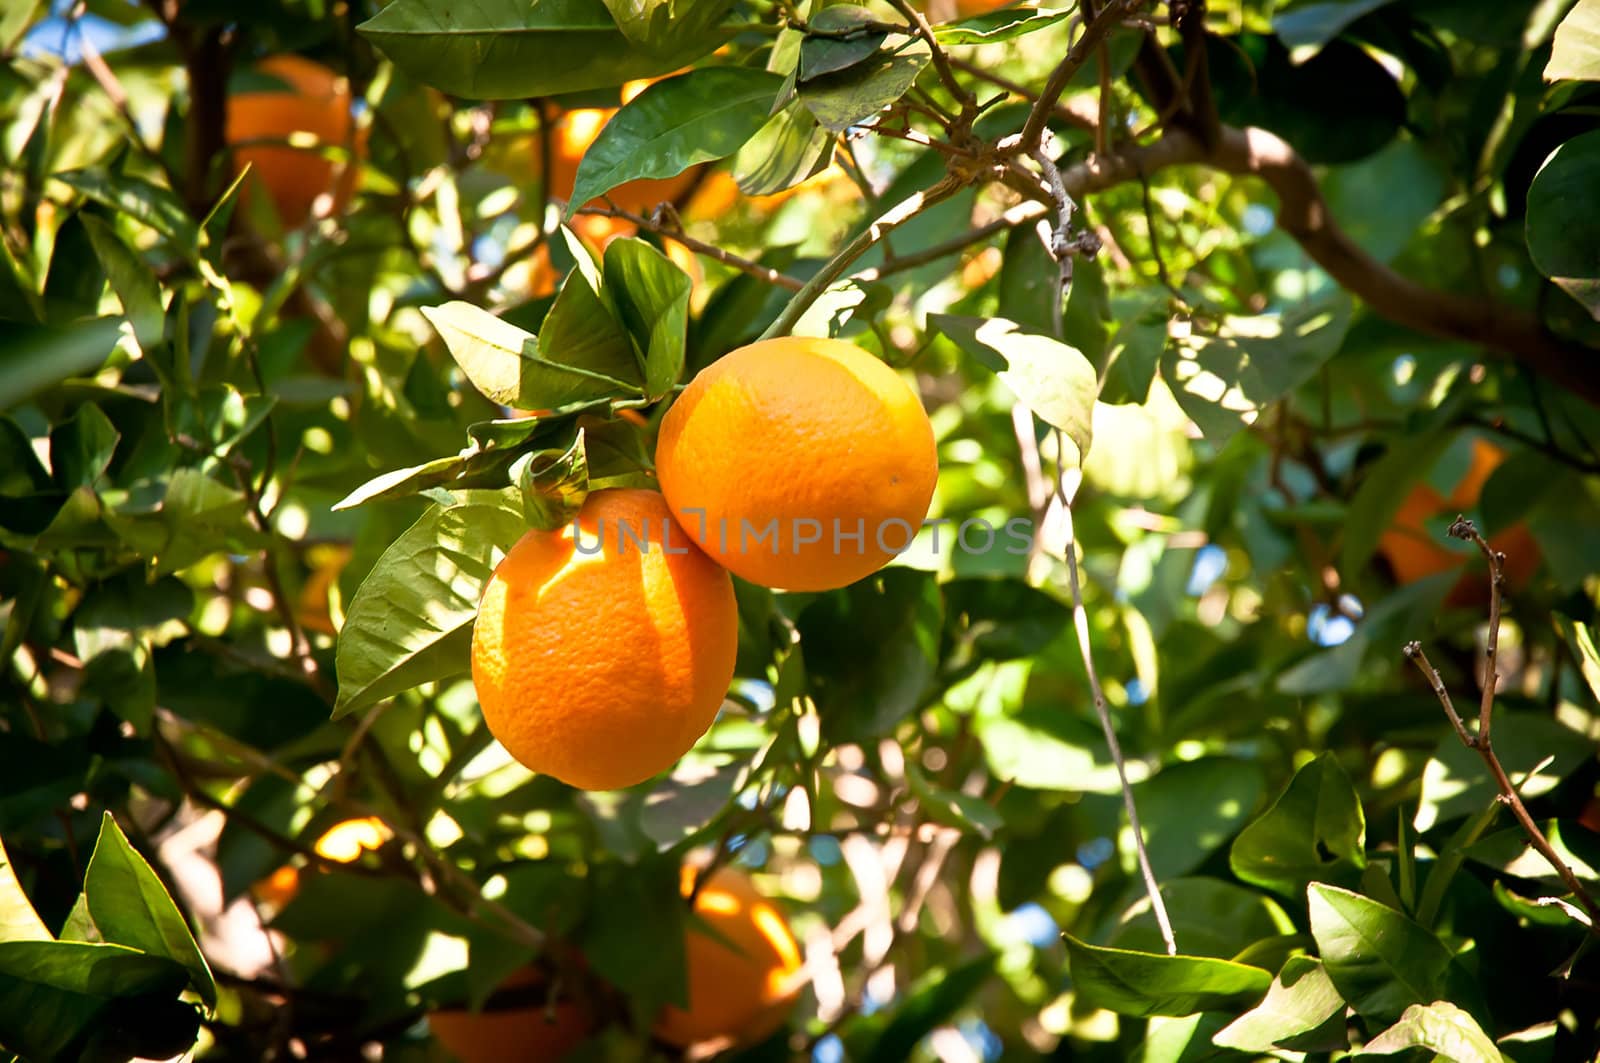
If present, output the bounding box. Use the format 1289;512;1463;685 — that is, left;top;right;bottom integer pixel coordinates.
1404;519;1600;935
884;0;977;118
1019;0;1134;152
576;205;805;291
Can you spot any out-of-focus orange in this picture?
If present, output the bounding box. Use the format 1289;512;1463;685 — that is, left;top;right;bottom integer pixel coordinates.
429;969;593;1063
653;865;804;1048
526;213;702;300
226;55;366;226
1376;439;1540;605
295;543;352;636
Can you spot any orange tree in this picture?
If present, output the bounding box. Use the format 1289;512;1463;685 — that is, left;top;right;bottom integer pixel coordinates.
3;0;1600;1060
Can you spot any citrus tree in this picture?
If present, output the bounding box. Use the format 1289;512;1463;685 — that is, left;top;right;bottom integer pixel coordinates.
3;0;1600;1059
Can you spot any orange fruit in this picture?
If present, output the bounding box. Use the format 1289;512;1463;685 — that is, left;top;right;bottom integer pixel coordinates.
1376;439;1539;603
226;55;365;226
430;970;592;1063
655;337;938;592
251;816;390;907
295;544;352;636
470;488;737;790
654;865;804;1048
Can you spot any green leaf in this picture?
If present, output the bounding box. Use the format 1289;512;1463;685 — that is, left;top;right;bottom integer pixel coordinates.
930;313;1097;462
904;760;1002;839
976;705;1130;795
1465;820;1600;889
799;35;931;132
79;215;165;357
933;8;1070;44
863;954;995;1063
1339;430;1453;576
513;428;590;531
798;569;943;744
333;497;529;718
0;940;188;1061
1554;614;1600;706
578;857;688;1016
1526;130;1600;320
1212;956;1348;1054
1547;0;1600;81
1362;1001;1505;1062
1108;878;1294;961
332;448;528;511
103;468;256;576
799;6;891;82
792;278;892;339
1063;934;1271;1018
0;834;50;943
599;0;735;55
357;0;728;99
602;237;693;398
423;300;639;410
997;223;1058;336
1134;758;1265;879
1231;752;1367;898
49;401;118;491
1415;711;1592;831
71;573;191;735
52;170;200;249
1272;0;1394;51
538;260;647;399
0;318;125;411
80;813;215;1008
568;68;782;214
1307;883;1462;1025
733;103;836;195
1161;292;1352;444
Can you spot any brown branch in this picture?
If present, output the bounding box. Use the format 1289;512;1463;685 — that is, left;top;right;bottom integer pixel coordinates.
1169;0;1218;149
1020;0;1134;152
884;0;977;119
1404;520;1600;936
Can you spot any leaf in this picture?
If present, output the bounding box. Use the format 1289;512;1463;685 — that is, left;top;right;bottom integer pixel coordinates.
792;278;892;339
332;448;528;511
71;573;192;735
80;813;216;1008
733;104;836;196
1547;0;1600;81
1109;878;1294;961
798;569;943;744
333;497;530;718
49;401;118;490
799;36;931;132
602;237;692;398
513;428;590;531
1339;430;1453;575
1272;0;1394;51
0;318;125;411
976;705;1131;795
1363;1001;1505;1062
358;0;728;99
0;834;50;943
567;68;782;213
904;761;1002;839
1161;292;1352;444
423;300;639;411
1307;883;1465;1025
1231;752;1367;898
578;857;688;1016
933;8;1071;44
1134;758;1265;879
0;940;189;1061
1212;956;1348;1053
1063;934;1271;1018
538;264;646;398
1526;130;1600;320
1465;820;1600;889
930;314;1097;463
863;954;995;1063
1415;711;1592;831
51;170;200;249
1554;615;1600;706
997;223;1058;335
799;6;891;82
599;0;735;54
79;215;165;357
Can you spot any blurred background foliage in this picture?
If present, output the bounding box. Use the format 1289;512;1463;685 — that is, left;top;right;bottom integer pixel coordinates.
2;0;1600;1060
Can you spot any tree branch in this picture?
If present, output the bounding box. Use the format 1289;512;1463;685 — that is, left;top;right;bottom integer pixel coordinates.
1020;0;1135;152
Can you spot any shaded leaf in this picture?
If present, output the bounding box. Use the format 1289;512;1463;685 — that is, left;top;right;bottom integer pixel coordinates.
0;318;125;411
799;6;891;82
1415;712;1592;831
1063;934;1271;1018
602;237;692;398
733;104;836;195
1308;883;1467;1025
1231;752;1366;898
1363;1000;1504;1062
864;954;995;1063
1212;956;1348;1053
799;36;931;132
1526;130;1600;320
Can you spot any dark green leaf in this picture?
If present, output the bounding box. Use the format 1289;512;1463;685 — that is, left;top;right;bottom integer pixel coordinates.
799;6;891;82
334;496;529;718
997;223;1058;335
733;104;836;196
1063;934;1271;1018
904;761;1002;839
52;170;199;249
1231;752;1366;898
0;941;188;1061
358;0;727;99
0;317;130;412
514;428;590;531
1212;956;1348;1054
578;857;688;1015
43;213;107;321
1108;878;1293;960
599;0;735;56
799;36;931;132
80;813;215;1007
79;215;165;356
1307;883;1465;1025
1465;820;1600;888
1526;130;1600;320
930;313;1097;461
933;8;1070;44
1273;0;1394;50
1415;712;1592;831
602;237;693;398
1135;758;1265;879
568;68;782;213
863;954;995;1063
49;402;118;491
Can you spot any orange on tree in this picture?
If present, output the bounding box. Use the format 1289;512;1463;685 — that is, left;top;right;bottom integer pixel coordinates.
225;55;365;226
654;864;804;1048
429;969;593;1063
655;336;939;592
251;815;390;907
1376;438;1539;603
470;488;737;790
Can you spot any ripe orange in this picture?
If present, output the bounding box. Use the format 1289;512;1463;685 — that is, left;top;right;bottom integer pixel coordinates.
251;816;390;907
430;970;592;1063
654;865;804;1047
295;543;352;635
226;55;365;226
1376;439;1539;603
470;489;737;790
655;337;939;592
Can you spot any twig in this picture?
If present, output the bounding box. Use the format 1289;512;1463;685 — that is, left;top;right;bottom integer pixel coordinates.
1403;519;1600;936
1051;456;1177;955
575;206;804;291
759;175;963;339
883;0;977;118
1019;0;1134;152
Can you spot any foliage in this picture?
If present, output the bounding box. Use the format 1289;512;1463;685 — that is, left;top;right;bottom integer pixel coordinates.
2;0;1600;1061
